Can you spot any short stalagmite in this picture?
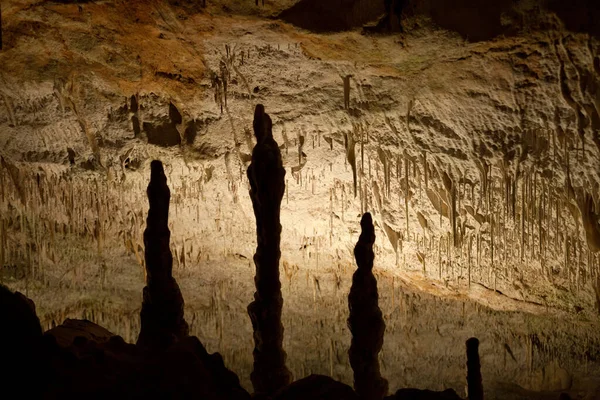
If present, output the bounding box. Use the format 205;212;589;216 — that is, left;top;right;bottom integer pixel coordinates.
137;160;189;350
348;213;388;400
247;104;292;395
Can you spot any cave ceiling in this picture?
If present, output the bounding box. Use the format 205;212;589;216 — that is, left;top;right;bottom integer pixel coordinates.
1;0;600;397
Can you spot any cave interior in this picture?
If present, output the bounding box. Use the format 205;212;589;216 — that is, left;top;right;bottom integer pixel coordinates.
1;0;600;399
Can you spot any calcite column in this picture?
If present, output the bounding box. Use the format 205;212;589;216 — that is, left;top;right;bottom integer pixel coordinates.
137;160;189;349
348;213;388;400
247;104;292;395
466;337;484;400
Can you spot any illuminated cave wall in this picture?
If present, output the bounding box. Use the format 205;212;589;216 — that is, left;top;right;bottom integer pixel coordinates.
1;0;600;396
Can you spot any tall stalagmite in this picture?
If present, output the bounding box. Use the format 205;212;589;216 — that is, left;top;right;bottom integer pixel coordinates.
137;160;189;349
247;104;292;395
466;337;484;400
348;213;388;400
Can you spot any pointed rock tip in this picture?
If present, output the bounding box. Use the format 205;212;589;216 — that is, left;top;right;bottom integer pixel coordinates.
150;160;165;180
360;212;373;231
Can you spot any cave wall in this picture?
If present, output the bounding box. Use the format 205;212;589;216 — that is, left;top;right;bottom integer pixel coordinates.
1;0;600;397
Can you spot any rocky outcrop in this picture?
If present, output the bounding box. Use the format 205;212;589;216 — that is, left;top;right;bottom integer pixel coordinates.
0;285;42;395
273;374;359;400
46;318;114;348
0;284;47;397
137;160;189;350
247;104;292;395
43;323;250;400
279;0;385;33
348;213;388;400
386;388;462;400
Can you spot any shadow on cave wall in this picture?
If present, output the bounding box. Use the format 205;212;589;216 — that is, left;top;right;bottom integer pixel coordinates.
414;0;600;41
143;102;183;147
279;0;386;33
546;0;600;37
279;0;600;41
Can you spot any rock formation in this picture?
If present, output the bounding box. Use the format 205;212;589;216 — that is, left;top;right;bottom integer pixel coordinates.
348;213;388;400
137;160;189;349
273;374;358;400
46;318;114;348
247;104;292;395
0;148;497;400
388;388;461;399
0;284;47;397
343;75;352;110
3;0;600;397
466;338;483;400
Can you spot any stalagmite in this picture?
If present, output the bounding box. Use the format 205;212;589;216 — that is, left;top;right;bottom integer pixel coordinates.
348;213;388;400
466;337;484;400
137;160;189;350
246;104;292;395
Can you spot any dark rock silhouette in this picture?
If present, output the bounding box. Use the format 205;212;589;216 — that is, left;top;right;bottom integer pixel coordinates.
466;337;483;400
137;160;189;349
144;120;181;147
43;324;249;399
348;213;388;400
279;0;385;33
247;104;292;395
0;284;47;397
46;318;114;347
273;374;359;400
386;388;461;400
364;0;406;33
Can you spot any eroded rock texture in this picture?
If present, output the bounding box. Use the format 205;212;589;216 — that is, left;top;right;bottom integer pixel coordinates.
348;213;388;400
137;160;189;349
3;0;600;397
247;104;292;395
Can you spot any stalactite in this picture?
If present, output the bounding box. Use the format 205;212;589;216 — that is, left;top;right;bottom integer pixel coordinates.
348;213;388;400
442;171;458;247
468;234;473;288
404;156;409;236
342;74;351;110
423;152;428;190
246;104;291;395
438;236;442;280
329;188;333;246
345;129;358;197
